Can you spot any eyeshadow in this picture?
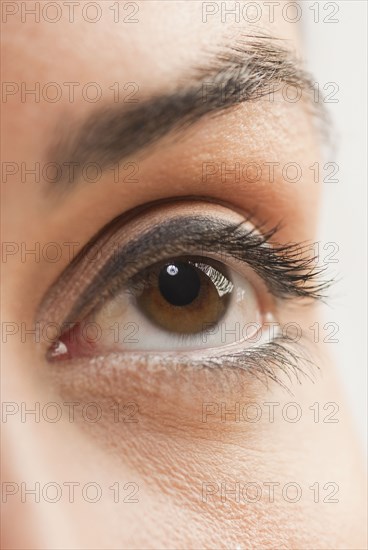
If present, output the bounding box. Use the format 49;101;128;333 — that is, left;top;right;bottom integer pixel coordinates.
37;202;331;344
66;215;326;324
39;202;327;390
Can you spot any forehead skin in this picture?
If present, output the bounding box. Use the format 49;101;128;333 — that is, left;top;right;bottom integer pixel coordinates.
1;2;366;550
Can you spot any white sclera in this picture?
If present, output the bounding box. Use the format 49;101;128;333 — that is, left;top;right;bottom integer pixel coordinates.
92;267;263;352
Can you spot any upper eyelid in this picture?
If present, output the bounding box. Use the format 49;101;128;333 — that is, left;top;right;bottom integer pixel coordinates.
41;213;329;332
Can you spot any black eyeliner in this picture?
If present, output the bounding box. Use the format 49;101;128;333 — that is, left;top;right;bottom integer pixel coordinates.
59;214;329;327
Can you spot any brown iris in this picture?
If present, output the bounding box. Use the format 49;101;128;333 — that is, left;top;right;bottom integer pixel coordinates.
134;258;233;334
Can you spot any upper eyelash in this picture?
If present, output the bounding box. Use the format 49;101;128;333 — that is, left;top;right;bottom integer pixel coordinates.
187;219;332;301
71;215;330;317
38;210;333;335
40;207;326;390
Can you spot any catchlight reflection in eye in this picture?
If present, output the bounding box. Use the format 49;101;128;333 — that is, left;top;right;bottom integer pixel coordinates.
136;258;234;334
50;255;264;358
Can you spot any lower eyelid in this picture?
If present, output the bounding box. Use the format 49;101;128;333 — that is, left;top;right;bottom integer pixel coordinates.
47;330;317;400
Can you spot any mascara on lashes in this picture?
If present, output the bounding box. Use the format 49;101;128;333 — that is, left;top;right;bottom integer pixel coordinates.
49;214;328;332
40;211;324;389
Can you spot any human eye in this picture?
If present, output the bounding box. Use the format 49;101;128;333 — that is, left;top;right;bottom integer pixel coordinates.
50;252;262;355
38;200;327;387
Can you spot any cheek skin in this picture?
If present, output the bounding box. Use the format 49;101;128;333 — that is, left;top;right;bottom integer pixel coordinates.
38;310;363;550
4;335;367;550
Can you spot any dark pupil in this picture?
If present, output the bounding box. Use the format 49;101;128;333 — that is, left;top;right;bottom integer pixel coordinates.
158;262;201;306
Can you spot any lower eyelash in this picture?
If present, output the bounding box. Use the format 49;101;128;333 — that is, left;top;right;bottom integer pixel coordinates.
211;337;318;395
73;334;317;396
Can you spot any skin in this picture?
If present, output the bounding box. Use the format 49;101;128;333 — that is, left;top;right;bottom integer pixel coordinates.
1;1;366;549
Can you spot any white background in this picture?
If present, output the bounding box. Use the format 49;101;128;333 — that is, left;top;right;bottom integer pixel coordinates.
303;0;367;450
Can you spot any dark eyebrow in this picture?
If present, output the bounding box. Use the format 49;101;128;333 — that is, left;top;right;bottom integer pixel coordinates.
49;38;324;187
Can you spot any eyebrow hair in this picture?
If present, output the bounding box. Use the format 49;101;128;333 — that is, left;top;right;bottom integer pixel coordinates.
49;37;324;187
